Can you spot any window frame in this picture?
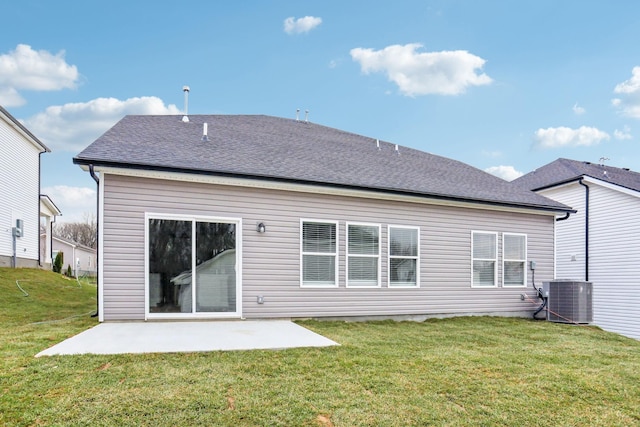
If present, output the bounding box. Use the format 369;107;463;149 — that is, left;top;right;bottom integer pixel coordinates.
471;231;498;288
502;233;527;288
387;225;420;288
346;222;381;288
300;219;339;288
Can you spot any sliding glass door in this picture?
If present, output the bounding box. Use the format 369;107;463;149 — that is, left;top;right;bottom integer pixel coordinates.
147;215;239;317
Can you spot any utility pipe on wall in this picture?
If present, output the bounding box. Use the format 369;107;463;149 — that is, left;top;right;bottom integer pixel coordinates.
578;178;589;281
89;164;100;318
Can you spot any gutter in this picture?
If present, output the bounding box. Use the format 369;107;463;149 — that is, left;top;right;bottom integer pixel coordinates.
578;178;589;281
73;159;575;216
38;151;43;267
89;164;100;318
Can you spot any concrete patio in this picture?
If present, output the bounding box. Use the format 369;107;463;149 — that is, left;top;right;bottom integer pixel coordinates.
36;320;339;357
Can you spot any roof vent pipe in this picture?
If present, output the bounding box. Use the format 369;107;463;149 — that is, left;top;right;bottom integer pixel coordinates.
305;110;309;123
202;122;209;142
182;85;190;123
376;139;380;150
296;109;300;121
395;144;399;154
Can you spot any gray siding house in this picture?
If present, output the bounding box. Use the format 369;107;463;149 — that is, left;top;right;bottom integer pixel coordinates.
74;115;572;322
514;158;640;340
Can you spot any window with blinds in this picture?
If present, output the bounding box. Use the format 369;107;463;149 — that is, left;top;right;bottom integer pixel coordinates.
347;223;380;287
301;220;338;287
389;226;419;287
472;231;497;287
503;233;526;287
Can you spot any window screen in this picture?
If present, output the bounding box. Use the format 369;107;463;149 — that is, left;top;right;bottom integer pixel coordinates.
389;226;419;287
302;221;337;286
347;224;380;287
472;232;497;287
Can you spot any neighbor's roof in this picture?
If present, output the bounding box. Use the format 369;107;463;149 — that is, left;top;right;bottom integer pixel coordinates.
513;158;640;193
51;235;96;253
40;194;62;216
74;114;571;213
0;105;50;152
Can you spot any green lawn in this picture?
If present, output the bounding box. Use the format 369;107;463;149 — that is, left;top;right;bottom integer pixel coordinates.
1;268;639;426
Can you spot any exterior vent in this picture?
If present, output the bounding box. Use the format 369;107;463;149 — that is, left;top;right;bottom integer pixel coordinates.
543;280;593;324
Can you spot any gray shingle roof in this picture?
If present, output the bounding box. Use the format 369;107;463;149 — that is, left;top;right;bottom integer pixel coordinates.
74;114;571;212
513;158;640;193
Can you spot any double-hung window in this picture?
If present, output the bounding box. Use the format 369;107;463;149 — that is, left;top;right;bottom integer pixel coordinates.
347;223;380;287
472;231;497;287
301;220;338;287
388;226;419;287
503;233;527;287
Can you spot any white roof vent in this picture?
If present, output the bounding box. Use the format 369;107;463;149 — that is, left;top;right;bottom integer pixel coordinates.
202;122;209;142
182;85;190;122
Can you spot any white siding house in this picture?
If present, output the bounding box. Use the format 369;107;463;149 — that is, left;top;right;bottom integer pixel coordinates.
0;106;50;268
515;159;640;340
74;115;573;322
40;195;62;267
45;235;97;277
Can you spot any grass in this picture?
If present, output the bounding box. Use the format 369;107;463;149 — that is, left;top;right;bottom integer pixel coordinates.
1;268;639;426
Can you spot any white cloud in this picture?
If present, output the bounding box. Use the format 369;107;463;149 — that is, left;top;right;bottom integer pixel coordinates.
484;165;523;181
350;43;492;96
41;185;96;223
284;16;322;34
0;86;25;107
0;44;79;107
533;126;610;149
23;96;181;152
614;125;633;140
612;66;640;118
481;150;502;158
572;102;585;115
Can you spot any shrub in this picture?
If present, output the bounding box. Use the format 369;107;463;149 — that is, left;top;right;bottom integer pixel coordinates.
53;252;63;273
66;264;73;277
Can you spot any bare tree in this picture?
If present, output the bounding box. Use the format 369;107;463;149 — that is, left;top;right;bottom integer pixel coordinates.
53;212;97;249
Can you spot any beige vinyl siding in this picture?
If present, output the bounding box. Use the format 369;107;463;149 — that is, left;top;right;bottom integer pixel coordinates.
0;118;41;265
101;173;556;321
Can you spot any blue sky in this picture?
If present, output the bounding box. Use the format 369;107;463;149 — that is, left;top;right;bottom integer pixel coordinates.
2;0;640;222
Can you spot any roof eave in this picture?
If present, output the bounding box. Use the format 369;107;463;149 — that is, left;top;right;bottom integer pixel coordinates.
0;105;50;153
73;158;574;215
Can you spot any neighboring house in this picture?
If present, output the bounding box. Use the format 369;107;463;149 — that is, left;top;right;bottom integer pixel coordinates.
0;105;51;268
40;194;62;268
73;114;572;322
514;158;640;340
44;235;97;277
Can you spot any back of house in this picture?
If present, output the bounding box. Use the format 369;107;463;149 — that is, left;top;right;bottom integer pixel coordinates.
74;114;572;322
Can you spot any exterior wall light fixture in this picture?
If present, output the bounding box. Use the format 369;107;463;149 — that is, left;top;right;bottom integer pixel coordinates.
257;222;266;233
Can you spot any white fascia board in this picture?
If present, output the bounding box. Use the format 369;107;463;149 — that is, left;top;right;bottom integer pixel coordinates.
91;166;562;217
582;176;640;199
0;108;49;153
40;195;62;217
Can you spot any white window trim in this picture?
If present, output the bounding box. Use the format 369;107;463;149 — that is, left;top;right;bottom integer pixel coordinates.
471;230;498;288
387;225;420;288
502;233;527;288
346;222;381;288
300;219;339;288
144;212;243;320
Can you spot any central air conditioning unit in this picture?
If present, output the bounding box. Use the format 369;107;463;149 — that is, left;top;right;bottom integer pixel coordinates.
543;280;593;324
